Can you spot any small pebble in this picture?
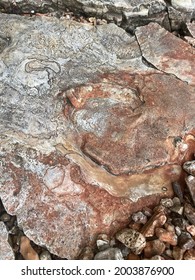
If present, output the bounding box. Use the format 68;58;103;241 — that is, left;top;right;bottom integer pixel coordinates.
155;228;178;246
184;203;195;225
171;216;187;230
186;225;195;236
94;248;123;260
170;205;183;215
172;182;183;203
40;250;52;260
116;228;146;255
141;211;167;237
178;232;195;250
0;213;11;222
165;249;173;258
185;175;195;206
131;211;147;224
96;233;110;251
172;197;181;206
160;198;174;208
183;160;195;176
184;248;195;260
142;207;152;217
144;239;165;258
175;226;182;236
172;246;185;260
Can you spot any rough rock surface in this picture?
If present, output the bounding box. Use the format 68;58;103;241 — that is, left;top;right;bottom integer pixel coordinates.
0;12;195;259
0;0;194;32
0;222;15;260
136;22;195;85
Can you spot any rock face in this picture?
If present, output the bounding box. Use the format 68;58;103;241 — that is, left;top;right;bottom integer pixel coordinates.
0;222;15;260
0;1;194;32
0;13;195;259
136;22;195;85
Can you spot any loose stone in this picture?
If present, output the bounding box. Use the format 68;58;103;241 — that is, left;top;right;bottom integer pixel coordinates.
160;198;174;208
131;211;147;224
178;232;195;250
155;228;178;246
184;249;195;260
144;239;165;258
184;203;195;225
94;248;123;260
185;175;195;206
116;228;146;255
0;222;15;260
96;233;110;251
40;250;52;260
0;213;11;222
186;225;195;236
183;160;195;176
172;246;185;260
141;210;167;237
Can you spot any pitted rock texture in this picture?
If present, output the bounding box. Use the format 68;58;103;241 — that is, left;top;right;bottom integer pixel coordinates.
0;222;15;260
0;13;195;259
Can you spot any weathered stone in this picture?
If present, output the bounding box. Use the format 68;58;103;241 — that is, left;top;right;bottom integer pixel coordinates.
175;226;182;236
116;228;146;255
141;210;167;237
0;13;195;259
20;236;39;260
0;222;15;260
151;255;164;260
165;249;173;258
94;247;123;260
170;205;183;215
155;228;178;246
144;239;165;258
186;225;195;236
184;248;195;260
0;213;11;222
184;36;195;47
172;246;185;260
96;233;110;251
136;22;195;85
171;0;195;12
61;0;169;30
185;175;195;206
187;22;195;37
184;203;195;225
172;216;188;230
178;232;195;250
131;211;147;224
183;160;195;176
172;182;184;203
160;198;174;208
40;250;52;260
167;6;188;31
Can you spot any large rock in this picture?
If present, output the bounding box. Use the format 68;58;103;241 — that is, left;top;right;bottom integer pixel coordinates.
0;14;195;259
136;22;195;85
0;1;194;32
171;0;195;12
0;222;15;260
